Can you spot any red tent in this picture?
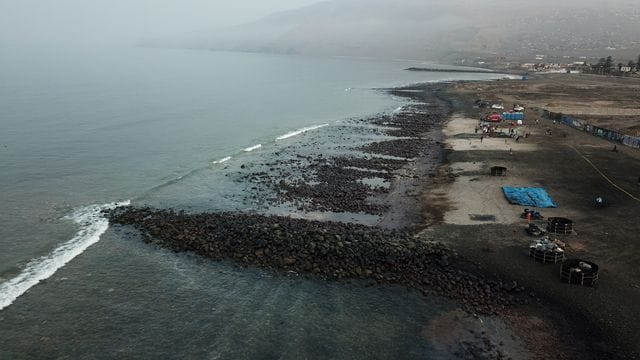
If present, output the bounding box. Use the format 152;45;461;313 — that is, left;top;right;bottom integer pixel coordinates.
486;113;503;122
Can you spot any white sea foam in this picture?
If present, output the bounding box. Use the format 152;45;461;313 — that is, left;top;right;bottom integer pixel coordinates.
212;156;231;164
0;201;130;311
275;124;328;141
243;144;262;152
393;106;404;114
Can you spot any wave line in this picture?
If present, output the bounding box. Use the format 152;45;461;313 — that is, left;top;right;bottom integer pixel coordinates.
243;144;262;152
276;124;329;141
212;156;231;164
0;201;129;311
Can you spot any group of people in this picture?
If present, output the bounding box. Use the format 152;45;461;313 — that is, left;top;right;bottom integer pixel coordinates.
474;123;532;143
508;127;530;142
475;124;496;134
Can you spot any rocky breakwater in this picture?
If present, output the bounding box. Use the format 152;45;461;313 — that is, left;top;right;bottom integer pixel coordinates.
106;207;528;315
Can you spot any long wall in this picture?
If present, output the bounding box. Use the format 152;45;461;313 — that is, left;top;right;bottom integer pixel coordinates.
540;109;640;149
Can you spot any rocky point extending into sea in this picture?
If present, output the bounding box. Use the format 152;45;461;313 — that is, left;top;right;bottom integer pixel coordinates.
106;207;528;316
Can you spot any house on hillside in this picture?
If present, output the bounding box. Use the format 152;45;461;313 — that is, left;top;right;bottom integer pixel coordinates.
619;66;632;73
567;61;588;73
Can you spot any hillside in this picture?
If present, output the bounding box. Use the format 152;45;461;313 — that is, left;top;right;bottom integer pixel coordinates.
146;0;640;62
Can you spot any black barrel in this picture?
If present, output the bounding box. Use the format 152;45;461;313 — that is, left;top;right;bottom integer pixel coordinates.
529;247;564;264
560;259;598;287
547;217;573;234
490;166;507;176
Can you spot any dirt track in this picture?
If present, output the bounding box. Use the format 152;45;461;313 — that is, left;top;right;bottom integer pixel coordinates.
419;75;640;359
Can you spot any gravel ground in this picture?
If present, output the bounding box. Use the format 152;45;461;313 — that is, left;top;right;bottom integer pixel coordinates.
417;78;640;359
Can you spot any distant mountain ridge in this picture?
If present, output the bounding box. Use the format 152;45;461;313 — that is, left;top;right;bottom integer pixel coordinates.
145;0;640;62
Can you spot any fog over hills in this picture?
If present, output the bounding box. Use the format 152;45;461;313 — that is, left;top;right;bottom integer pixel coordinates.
147;0;640;61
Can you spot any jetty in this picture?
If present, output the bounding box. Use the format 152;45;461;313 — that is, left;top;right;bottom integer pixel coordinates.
405;67;495;74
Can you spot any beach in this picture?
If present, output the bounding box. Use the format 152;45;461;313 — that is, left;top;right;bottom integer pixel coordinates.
421;76;640;359
101;73;640;359
2;48;528;359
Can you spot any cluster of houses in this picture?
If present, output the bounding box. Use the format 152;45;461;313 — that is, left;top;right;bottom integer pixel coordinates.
520;62;582;73
455;54;639;76
520;59;638;74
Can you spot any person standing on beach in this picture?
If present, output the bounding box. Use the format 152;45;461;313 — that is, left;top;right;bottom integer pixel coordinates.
480;135;483;143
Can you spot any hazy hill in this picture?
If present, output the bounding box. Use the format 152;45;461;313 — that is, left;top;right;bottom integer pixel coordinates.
148;0;640;62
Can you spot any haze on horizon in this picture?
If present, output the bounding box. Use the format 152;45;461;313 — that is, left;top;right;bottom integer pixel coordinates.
205;0;637;61
1;0;638;62
0;0;322;47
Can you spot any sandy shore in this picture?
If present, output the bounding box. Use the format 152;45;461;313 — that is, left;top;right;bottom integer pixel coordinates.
430;113;581;226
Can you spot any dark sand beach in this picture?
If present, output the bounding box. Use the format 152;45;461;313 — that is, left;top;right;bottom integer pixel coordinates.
107;77;640;359
421;75;640;359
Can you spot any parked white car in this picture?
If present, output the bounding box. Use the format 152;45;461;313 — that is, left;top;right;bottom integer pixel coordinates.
491;103;504;110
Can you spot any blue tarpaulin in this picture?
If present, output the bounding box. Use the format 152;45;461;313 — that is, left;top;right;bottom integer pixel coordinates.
502;187;557;208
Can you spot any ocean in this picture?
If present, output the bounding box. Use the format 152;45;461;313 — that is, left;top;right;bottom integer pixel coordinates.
0;46;510;358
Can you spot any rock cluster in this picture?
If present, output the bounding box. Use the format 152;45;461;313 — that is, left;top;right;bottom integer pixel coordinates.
274;161;394;214
240;155;403;215
372;112;438;138
107;207;527;315
359;138;432;158
332;156;407;172
235;87;448;215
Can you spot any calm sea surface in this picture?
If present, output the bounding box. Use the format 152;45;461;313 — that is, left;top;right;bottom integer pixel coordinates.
0;46;509;358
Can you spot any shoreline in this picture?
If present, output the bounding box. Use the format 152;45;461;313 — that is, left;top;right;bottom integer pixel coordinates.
107;83;530;318
405;67;499;74
105;79;628;359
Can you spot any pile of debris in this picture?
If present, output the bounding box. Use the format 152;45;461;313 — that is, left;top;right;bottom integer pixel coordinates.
529;236;565;264
525;223;546;236
521;208;543;220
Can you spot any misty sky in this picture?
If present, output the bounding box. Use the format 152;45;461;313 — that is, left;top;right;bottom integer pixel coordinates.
0;0;321;46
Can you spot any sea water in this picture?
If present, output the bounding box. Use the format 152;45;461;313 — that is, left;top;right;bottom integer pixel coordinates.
0;46;509;358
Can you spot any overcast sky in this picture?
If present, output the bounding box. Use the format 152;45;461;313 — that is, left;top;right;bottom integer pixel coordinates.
0;0;322;46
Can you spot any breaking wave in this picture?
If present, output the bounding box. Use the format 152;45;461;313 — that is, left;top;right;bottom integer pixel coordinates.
243;144;262;152
212;156;232;164
0;201;130;311
276;124;329;141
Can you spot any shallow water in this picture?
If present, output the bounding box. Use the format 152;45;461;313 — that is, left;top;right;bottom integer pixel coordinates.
1;229;457;359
